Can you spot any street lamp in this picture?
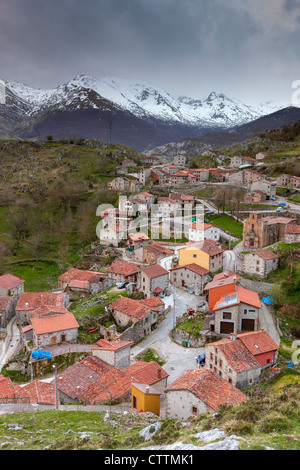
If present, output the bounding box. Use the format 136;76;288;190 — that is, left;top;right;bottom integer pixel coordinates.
52;364;59;410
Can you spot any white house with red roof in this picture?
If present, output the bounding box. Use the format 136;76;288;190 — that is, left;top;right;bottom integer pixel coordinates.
92;339;134;369
189;222;220;242
0;274;24;297
242;250;279;278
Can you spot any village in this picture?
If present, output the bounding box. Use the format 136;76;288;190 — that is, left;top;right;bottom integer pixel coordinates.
0;149;299;422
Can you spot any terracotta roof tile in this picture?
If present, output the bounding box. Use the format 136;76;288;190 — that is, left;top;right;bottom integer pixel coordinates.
285;224;300;234
212;286;261;311
107;260;143;277
30;313;79;335
141;265;169;279
16;292;67;312
16;380;57;405
124;361;169;384
109;297;150;321
170;263;209;276
93;339;134;351
237;330;279;356
166;369;248;411
207;340;261;373
0;274;24;290
255;250;279;260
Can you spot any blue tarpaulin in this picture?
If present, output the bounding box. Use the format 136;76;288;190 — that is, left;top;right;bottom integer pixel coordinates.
32;350;53;360
262;296;274;305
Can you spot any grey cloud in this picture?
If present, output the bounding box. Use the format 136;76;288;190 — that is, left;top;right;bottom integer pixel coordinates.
0;0;299;104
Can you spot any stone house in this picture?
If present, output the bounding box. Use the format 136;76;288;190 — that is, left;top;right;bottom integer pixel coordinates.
276;173;292;187
142;155;161;166
91;339;133;369
284;224;300;244
141;243;173;265
0;297;17;329
243;169;264;185
243;213;296;249
291;176;300;188
231;155;257;168
126;232;150;251
107;260;144;285
58;268;112;294
30;312;79;348
137;264;169;298
173;154;190;166
0;274;25;297
169;264;210;295
109;296;165;342
211;286;261;336
251;180;276;199
15;292;69;326
244;190;267;204
205;330;279;389
242;250;279;278
165;369;248;420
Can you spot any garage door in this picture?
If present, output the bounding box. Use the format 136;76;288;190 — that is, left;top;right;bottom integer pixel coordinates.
241;319;255;331
220;322;235;334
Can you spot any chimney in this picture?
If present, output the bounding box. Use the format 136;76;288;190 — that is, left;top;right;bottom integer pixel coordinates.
230;333;237;341
145;386;150;394
157;368;162;379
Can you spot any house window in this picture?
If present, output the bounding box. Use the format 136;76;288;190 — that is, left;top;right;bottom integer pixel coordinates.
223;312;232;320
244;309;248;315
193;254;197;258
192;406;198;415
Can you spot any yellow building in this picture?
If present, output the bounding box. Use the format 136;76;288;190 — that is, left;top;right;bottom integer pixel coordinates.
178;240;224;273
131;384;161;415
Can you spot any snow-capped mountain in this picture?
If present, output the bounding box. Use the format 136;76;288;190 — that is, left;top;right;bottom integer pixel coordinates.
0;74;292;149
2;75;286;128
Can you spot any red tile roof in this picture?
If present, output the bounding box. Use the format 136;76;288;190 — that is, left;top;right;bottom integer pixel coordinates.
16;380;57;405
141;264;169;279
170;263;209;276
205;271;240;291
59;356;168;404
124;361;169;384
0;274;24;290
30;313;79;335
237;330;279;356
255;250;279;260
212;286;261;311
109;297;150;321
166;369;248;411
140;297;165;308
0;375;22;403
58;268;102;284
207;340;261;373
16;292;67;312
144;243;173;256
58;356;113;400
30;306;71;319
107;260;143;277
93;339;134;351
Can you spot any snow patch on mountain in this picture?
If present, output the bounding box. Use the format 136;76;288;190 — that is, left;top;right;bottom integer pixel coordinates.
2;75;287;129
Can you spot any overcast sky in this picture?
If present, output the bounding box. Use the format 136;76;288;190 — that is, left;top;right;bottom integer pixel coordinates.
1;0;300;106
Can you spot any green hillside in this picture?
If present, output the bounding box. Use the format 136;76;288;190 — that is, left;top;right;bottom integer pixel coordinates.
0;138;142;288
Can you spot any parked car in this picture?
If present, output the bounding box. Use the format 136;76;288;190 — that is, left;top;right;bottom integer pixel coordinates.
117;281;128;289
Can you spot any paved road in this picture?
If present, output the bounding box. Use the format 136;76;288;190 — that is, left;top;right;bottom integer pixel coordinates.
0;318;21;370
131;285;205;384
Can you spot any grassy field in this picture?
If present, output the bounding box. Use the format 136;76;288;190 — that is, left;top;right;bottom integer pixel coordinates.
206;214;244;238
